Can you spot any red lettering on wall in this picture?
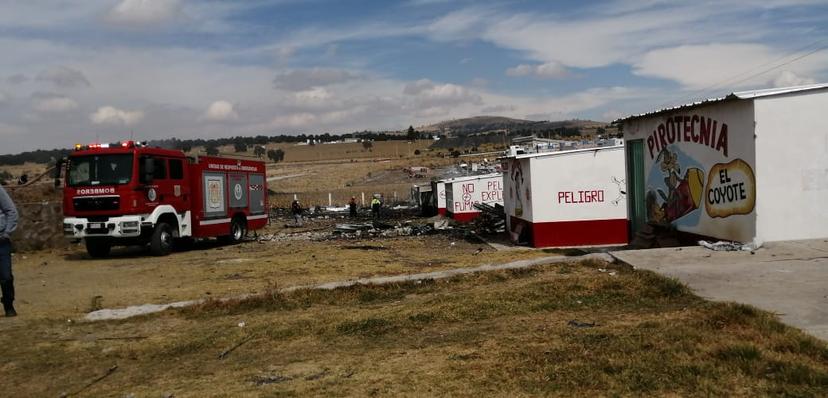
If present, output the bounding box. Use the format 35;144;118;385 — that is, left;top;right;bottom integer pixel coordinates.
644;114;729;159
557;190;605;204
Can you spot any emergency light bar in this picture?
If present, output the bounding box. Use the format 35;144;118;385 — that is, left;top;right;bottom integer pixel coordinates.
73;140;146;151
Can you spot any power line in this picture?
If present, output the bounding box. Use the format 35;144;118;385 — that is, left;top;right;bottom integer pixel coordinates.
724;43;827;88
692;36;827;98
660;36;828;109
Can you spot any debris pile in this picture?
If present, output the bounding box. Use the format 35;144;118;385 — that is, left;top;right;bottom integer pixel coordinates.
699;239;762;252
331;219;446;239
470;202;506;234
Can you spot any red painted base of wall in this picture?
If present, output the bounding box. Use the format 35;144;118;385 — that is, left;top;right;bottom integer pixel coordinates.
510;216;628;247
448;211;480;223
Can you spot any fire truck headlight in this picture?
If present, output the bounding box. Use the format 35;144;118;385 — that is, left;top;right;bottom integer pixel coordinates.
120;221;140;234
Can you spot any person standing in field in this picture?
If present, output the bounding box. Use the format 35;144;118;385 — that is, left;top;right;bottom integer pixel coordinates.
371;196;381;218
349;197;357;218
291;199;303;226
0;184;18;317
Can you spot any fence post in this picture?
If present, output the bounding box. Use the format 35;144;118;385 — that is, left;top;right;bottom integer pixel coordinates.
361;192;365;206
293;193;297;200
328;192;332;207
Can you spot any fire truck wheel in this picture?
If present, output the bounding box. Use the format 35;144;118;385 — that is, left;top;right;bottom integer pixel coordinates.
85;238;111;258
230;218;247;243
150;222;174;256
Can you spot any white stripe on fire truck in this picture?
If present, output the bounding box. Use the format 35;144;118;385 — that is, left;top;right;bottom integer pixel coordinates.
247;214;268;220
199;218;231;226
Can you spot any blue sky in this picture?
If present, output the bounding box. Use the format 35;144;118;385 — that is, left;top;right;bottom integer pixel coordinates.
1;0;827;154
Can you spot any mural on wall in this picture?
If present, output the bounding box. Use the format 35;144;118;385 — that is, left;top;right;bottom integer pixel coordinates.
646;147;705;226
638;109;757;240
610;176;626;206
705;159;756;218
510;159;524;217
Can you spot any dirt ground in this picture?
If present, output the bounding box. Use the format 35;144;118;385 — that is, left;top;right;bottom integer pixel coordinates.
4;218;553;321
1;249;826;397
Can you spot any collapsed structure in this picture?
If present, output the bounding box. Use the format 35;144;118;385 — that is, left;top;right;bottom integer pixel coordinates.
617;83;828;243
501;146;628;247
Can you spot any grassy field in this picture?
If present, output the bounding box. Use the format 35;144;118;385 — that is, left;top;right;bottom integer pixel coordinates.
6;221;552;320
1;256;826;397
198;139;441;163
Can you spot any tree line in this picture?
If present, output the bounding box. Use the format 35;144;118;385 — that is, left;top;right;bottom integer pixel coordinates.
0;129;428;166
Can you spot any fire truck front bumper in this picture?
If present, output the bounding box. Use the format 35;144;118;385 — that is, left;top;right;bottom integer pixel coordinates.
63;216;144;238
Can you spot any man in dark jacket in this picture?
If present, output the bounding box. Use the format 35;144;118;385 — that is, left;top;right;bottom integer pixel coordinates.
348;197;357;218
291;200;303;226
0;184;18;317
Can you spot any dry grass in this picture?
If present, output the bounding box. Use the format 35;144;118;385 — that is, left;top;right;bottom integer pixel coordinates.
194;140;440;163
9;228;551;320
263;150;461;208
0;162;49;179
2;260;826;397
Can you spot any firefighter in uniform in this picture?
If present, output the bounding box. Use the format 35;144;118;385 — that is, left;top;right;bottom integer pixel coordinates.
371;196;381;218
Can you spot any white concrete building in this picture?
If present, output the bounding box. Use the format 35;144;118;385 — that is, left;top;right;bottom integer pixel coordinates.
502;146;628;247
617;83;828;243
444;173;504;222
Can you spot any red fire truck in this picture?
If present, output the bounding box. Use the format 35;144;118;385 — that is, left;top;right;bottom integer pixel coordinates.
59;141;268;257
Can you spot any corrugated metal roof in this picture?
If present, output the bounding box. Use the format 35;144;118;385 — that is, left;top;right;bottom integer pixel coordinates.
614;83;828;123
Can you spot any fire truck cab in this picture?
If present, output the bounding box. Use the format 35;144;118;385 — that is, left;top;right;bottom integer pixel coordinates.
61;141;268;257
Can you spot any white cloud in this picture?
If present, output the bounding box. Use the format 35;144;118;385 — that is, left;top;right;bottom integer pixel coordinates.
633;44;774;89
36;66;91;88
772;70;816;87
105;0;182;26
203;100;238;122
90;106;144;125
294;87;334;103
506;62;571;79
0;92;9;106
273;68;361;91
270;112;317;128
632;44;828;90
32;93;79;113
403;79;482;106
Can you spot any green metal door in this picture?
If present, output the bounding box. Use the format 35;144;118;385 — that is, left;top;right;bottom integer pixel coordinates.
626;140;646;235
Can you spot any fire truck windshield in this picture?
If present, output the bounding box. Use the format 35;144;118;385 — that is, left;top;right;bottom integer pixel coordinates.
68;154;134;187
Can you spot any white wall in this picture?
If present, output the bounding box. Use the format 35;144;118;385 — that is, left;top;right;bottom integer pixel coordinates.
754;90;828;241
623;100;757;242
446;175;503;214
527;147;627;223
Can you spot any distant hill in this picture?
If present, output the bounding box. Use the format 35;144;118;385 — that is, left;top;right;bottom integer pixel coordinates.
419;116;616;148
